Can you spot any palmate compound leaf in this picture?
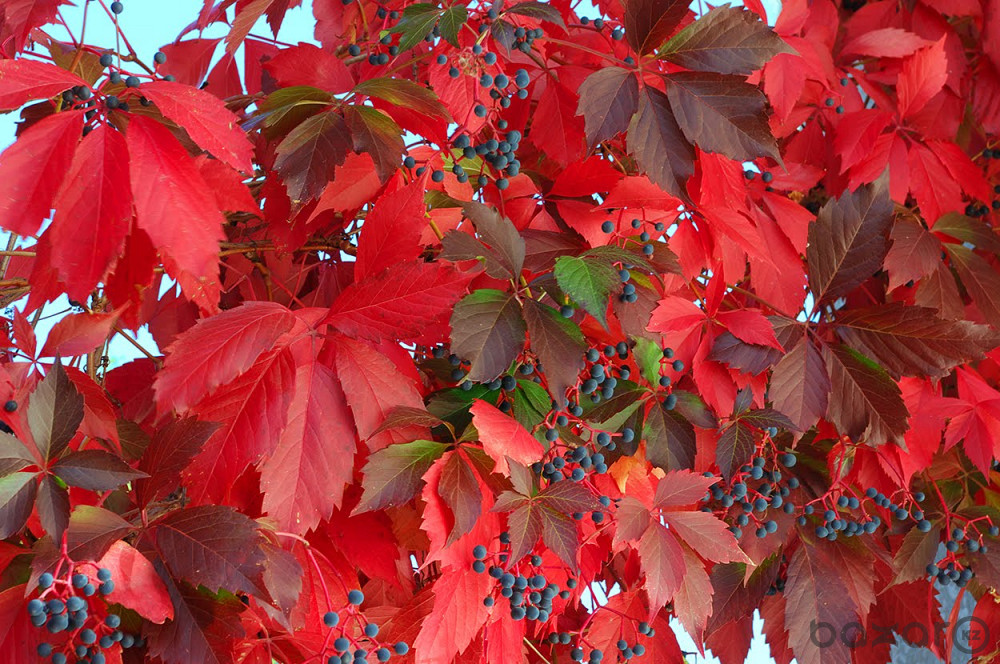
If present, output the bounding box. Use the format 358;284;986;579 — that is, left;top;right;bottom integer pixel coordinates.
155;301;298;414
822;342;909;447
833;303;1000;380
355;439;447;513
665;71;782;163
449;289;526;383
659;6;794;75
806;175;894;306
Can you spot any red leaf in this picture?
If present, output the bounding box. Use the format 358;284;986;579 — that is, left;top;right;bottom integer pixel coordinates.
673;545;713;646
40;310;119;358
157;38;222;86
139;81;254;172
470;399;544;476
716;309;782;349
661;510;747;563
182;347;296;504
0;59;85;111
137;418;221;507
47;124;131;301
155;301;298;413
86;540;174;623
842;28;931;58
355;178;427;280
898;37;948;118
333;335;427;452
411;567;493;664
884;216;943;291
127;115;225;313
259;358;356;534
263;42;354;93
0;109;81;236
325;261;471;342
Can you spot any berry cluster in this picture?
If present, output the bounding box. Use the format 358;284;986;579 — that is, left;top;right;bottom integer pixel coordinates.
702;451;800;540
319;589;409;663
476;540;570;624
924;522;1000;588
567;619;655;662
809;488;927;541
28;568;141;664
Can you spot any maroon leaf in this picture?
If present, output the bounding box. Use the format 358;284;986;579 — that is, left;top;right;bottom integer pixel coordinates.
371;406;445;436
613;497;652;546
623;0;689;55
577;67;639;148
463;201;526;278
822;343;909;447
150;505;267;597
354;77;451;120
522;299;586;408
716;422;755;480
659;6;793;75
806;176;894;306
51;449;147;491
27;361;84;463
35;474;68;541
438;450;483;545
891;523;941;586
274;110;350;204
0;432;34;476
355;440;447;513
627;86;695;199
503;498;544;564
344;106;404;183
710;332;782;374
449;290;526;383
538;506;580;570
32;505;132;578
665;72;781;163
947;243;1000;329
137;418;222;507
834;303;1000;379
769;339;830;433
637;522;686;610
884;216;942;291
644;400;696;471
0;471;36;538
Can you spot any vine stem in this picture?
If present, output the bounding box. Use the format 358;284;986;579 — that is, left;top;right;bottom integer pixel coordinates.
113;325;162;367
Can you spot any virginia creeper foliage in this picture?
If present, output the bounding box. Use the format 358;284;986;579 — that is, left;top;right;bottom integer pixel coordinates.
3;0;1000;662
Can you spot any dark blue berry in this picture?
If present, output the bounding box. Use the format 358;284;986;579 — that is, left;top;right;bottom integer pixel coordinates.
347;589;364;605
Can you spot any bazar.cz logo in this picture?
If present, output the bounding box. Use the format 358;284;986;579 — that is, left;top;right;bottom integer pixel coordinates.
810;617;991;655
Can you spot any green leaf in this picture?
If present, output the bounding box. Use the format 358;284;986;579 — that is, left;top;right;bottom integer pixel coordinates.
389;4;444;51
554;255;619;328
821;343;909;447
27;361;84;463
247;86;333;138
450;289;527;383
356;440;448;513
659;6;793;75
353;77;450;120
633;337;664;386
522;300;587;408
438;5;467;47
512;379;552;431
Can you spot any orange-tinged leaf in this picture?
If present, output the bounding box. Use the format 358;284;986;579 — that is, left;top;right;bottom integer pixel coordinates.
470;399;544;476
0;109;81;236
48;124;131;302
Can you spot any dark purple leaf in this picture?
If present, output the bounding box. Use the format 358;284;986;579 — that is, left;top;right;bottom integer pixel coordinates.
822;343;909;447
769;339;830;432
27;361;84;463
137;418;222;507
449;289;527;383
0;471;36;538
522;299;586;408
627;86;695;199
716;422;755;480
274;110;350;204
644;400;696;471
623;0;689;55
51;449;148;491
577;68;639;148
36;474;68;540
